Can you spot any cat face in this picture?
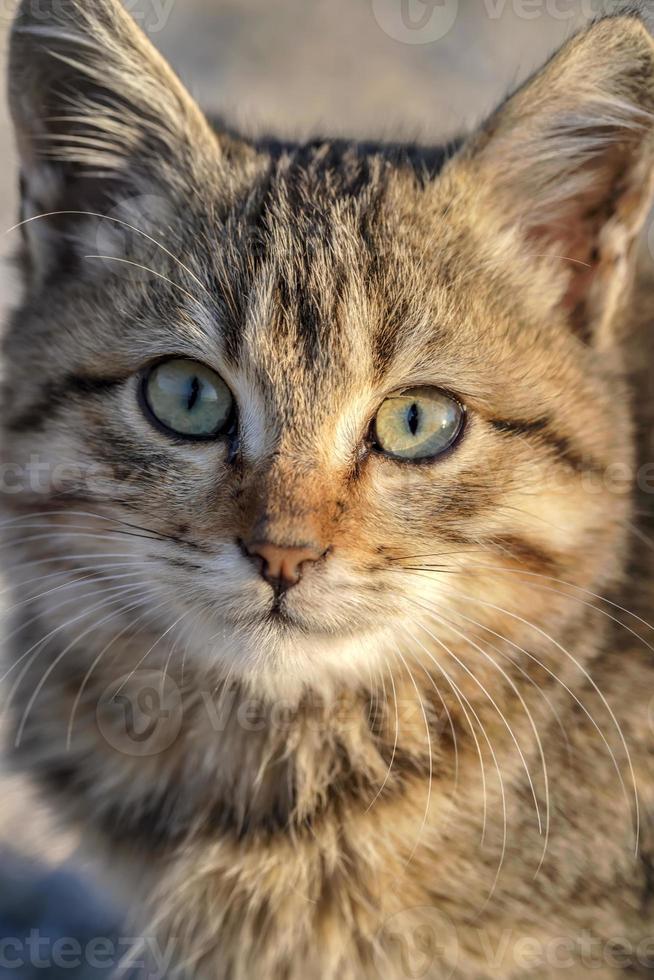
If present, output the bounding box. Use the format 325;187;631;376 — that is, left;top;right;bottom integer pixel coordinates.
3;1;654;694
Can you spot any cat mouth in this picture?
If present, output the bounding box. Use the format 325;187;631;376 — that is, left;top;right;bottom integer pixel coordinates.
243;599;332;636
227;587;361;637
259;601;360;639
264;598;296;628
229;593;304;631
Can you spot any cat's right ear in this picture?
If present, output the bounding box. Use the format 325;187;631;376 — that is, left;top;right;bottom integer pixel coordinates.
8;0;253;285
448;13;654;351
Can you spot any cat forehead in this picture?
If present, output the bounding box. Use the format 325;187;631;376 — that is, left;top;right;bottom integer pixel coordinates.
208;233;447;415
199;151;460;381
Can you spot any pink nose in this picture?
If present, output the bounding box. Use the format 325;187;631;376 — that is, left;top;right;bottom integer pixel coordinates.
243;541;325;591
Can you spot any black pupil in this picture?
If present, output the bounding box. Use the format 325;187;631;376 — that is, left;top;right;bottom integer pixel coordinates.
187;376;201;411
407;402;420;436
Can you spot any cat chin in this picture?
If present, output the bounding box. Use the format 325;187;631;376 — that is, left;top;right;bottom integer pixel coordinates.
177;613;401;701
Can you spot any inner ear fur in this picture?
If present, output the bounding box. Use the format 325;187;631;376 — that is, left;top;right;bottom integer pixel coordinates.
451;15;654;347
8;0;256;284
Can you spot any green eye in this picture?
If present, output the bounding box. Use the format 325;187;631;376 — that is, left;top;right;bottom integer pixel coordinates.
142;359;234;439
373;387;464;461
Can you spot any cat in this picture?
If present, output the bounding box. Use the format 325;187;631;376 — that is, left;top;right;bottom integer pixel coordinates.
3;0;654;976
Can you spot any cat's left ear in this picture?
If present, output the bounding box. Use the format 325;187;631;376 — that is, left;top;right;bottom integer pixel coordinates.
8;0;253;284
451;14;654;349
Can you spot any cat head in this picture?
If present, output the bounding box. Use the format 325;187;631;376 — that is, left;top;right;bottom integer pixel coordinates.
3;0;654;697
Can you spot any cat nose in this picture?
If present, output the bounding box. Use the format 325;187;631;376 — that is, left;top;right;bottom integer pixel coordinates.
242;540;325;592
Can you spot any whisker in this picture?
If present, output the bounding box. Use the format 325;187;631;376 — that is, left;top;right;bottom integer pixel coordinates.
179;597;218;689
393;647;433;869
0;576;154;687
365;655;400;813
111;606;199;697
403;622;507;903
416;585;618;775
0;508;178;541
404;571;640;854
442;605;573;764
0;552;159;580
403;558;654;642
6;209;210;297
0;529;175;550
84;255;201;306
4;581;153;729
415;600;550;875
1;525;169;548
67;581;200;748
0;560;157;616
405;594;543;838
15;582;161;747
419;661;460;801
0;567;150;626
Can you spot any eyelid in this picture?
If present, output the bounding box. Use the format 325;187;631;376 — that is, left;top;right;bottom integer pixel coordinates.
138;352;220;374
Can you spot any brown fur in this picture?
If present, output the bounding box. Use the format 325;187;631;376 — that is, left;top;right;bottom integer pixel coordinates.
3;2;654;976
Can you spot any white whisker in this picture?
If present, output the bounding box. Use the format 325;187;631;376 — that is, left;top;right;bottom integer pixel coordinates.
393;646;433;869
404;621;507;905
366;655;400;813
6;210;210;297
405;594;543;839
417;601;551;876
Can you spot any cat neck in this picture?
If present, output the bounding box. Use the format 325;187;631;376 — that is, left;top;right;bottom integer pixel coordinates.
9;594;607;856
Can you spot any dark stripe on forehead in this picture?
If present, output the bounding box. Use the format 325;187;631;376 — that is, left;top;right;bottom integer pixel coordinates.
5;372;129;433
211;166;279;365
249;132;460;184
371;289;413;381
490;417;602;473
279;140;385;202
214;140;396;367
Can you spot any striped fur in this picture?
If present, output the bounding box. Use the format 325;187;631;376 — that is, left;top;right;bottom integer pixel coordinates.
3;2;654;977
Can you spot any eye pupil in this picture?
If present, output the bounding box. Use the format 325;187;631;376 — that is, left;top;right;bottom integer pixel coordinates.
407;402;420;436
142;358;234;440
187;376;201;411
373;387;464;462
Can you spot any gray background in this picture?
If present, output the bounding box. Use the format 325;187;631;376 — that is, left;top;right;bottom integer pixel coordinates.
0;0;590;953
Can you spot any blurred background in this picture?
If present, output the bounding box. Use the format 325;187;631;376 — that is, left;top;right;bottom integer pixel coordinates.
0;0;591;975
